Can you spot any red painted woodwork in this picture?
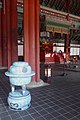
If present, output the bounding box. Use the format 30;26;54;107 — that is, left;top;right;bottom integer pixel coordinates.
45;52;64;63
23;0;40;82
0;8;2;66
35;0;40;82
23;0;30;63
65;33;69;61
66;0;70;20
40;52;45;62
10;0;18;63
6;0;12;69
1;0;18;68
29;0;36;81
1;0;8;66
66;0;70;13
35;0;40;81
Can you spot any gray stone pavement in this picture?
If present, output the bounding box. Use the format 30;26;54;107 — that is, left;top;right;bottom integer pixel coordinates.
0;65;80;120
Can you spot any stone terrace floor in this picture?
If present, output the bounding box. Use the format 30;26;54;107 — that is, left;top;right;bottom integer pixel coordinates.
0;67;80;120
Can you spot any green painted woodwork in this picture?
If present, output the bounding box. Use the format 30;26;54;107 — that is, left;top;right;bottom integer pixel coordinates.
46;20;71;29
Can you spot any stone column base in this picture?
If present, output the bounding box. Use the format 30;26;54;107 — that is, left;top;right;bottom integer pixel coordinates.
27;79;49;89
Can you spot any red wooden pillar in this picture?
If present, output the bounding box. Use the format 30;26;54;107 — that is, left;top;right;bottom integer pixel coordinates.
65;33;69;61
66;0;70;20
6;0;12;69
1;0;8;66
29;0;36;81
0;0;2;66
35;0;40;82
1;0;18;69
23;0;30;63
23;0;40;82
52;31;54;51
66;0;70;13
65;0;70;61
6;0;18;69
10;0;18;64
